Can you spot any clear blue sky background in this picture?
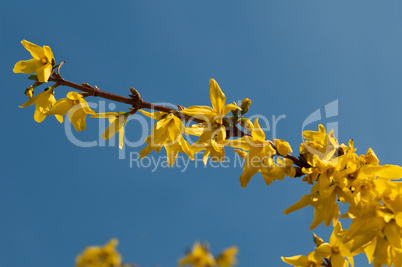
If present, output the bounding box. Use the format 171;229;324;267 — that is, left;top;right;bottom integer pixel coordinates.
2;1;402;266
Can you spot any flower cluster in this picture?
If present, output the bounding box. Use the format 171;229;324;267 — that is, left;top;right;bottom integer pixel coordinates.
178;242;238;267
282;125;402;266
75;239;121;267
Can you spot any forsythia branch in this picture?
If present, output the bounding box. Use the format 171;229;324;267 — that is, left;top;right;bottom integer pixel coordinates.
15;39;402;267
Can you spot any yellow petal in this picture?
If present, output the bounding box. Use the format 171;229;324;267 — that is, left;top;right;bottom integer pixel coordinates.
78;98;95;114
222;103;241;115
384;222;402;249
203;150;210;165
102;117;118;140
13;58;42;74
140;144;154;158
102;115;128;145
180;138;194;160
184;124;206;136
210;79;226;114
331;254;346;267
239;163;260;188
284;194;313;215
281;255;309;266
181;105;216;119
43;45;54;62
68;107;88;131
36;63;52;82
360;165;402;180
252;118;266;142
46;98;73;116
216;125;226;141
67;91;83;101
119;122;125;150
363;238;377;264
155;116;173;130
139;109;164;120
20;93;40;108
346;256;354;267
21;40;44;59
55;115;63;123
34;109;47;123
225;136;253;151
395;212;402;228
315;243;332;258
303;124;327;142
165;145;179;166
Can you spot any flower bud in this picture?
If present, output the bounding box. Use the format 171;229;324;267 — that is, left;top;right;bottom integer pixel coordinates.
240;98;251;115
365;148;379;165
25;86;34;99
312;233;323;247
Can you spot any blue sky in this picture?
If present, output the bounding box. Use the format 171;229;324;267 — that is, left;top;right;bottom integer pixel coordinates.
2;1;402;266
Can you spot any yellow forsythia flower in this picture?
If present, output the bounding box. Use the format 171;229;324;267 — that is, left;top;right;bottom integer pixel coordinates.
181;79;240;125
92;112;129;149
216;246;238;267
188;124;227;164
46;91;95;131
274;139;293;157
261;157;295;186
227;118;276;187
19;87;62;123
315;222;359;267
140;110;193;166
13;40;55;82
178;242;216;267
75;239;121;267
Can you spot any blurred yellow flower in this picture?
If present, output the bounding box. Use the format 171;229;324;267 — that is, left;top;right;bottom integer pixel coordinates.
216;246;238;267
76;239;121;267
178;242;216;267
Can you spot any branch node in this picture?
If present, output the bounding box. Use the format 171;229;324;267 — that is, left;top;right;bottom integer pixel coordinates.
129;87;142;114
93;85;100;97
